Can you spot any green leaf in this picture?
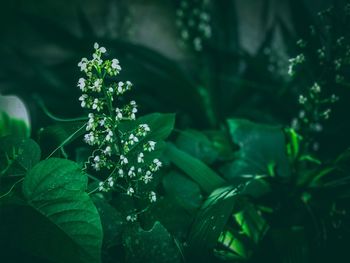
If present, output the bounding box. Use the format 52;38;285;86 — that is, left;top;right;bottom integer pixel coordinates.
188;186;243;253
221;119;290;182
175;129;219;164
0;135;41;177
285;128;301;162
189;183;268;261
162;171;203;211
20;158;103;263
164;143;226;194
92;194;124;248
123;222;181;263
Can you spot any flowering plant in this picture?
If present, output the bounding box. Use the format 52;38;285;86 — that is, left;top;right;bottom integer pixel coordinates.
77;43;174;221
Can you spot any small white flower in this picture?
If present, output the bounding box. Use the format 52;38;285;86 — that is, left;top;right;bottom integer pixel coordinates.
104;146;112;156
149;141;156;151
92;98;103;111
115;108;123;121
141;124;150;132
298;95;307;104
128;166;136;177
93;79;102;92
118;169;124;178
125;81;132;89
98;182;106;192
116;82;125;94
144;141;156;152
94;155;100;163
77;78;86;91
129;134;139;145
126;214;137;222
150;159;162;171
107;177;114;187
79;94;88;108
78;58;88;72
126;187;134;196
137;152;144;163
105;130;113;142
99;117;106;127
94;42;99;49
111;58;121;71
143;171;153;184
84;132;96;145
149;191;157;203
120;155;128;165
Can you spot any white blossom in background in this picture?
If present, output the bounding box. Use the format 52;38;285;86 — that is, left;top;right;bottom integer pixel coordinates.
78;43;164;223
175;0;212;52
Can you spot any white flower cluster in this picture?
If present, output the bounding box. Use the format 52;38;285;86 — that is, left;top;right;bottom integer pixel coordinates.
175;0;212;52
78;43;162;211
291;81;339;151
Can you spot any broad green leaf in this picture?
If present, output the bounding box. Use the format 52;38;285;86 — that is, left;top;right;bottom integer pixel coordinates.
165;143;226;194
21;158;103;263
0;135;41;177
0;95;30;138
123;222;181;263
162;171;203;211
221;119;290;183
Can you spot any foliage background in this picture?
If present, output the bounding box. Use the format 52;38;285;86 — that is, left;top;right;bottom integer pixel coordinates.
1;0;350;263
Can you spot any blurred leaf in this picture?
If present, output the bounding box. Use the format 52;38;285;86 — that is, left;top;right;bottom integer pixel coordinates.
123;222;181;263
21;158;102;263
0;111;29;138
165;143;226;194
285;128;301;163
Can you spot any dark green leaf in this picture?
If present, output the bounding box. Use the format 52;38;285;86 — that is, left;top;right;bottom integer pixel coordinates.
21;158;103;263
165;143;226;194
221;119;290;183
123;222;181;263
92;194;124;248
162;171;203;211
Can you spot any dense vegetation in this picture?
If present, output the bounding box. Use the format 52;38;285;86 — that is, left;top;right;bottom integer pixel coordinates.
1;1;350;262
